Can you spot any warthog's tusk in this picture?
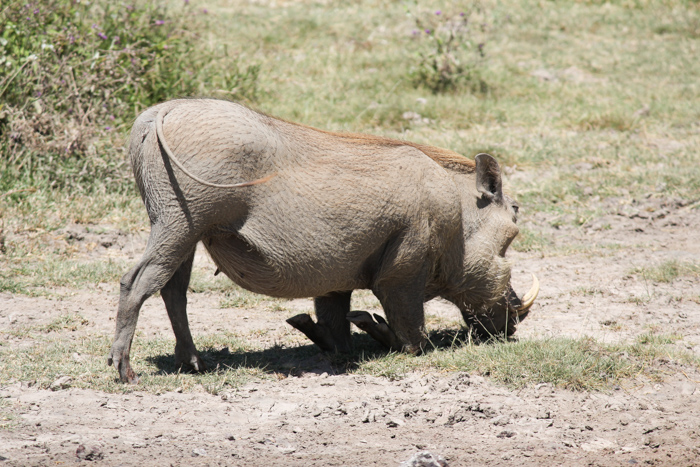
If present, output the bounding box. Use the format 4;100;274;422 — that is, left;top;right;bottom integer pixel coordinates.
516;273;539;316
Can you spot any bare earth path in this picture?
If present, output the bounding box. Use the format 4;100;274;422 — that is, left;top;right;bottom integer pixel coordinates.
1;195;699;466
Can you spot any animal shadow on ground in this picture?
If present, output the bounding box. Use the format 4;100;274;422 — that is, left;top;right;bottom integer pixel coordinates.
146;326;504;377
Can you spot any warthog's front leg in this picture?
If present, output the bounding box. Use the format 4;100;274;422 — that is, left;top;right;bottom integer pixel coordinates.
287;291;352;352
348;275;428;354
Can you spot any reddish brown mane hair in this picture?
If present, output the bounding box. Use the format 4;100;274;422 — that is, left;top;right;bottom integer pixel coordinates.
270;108;475;173
328;131;476;173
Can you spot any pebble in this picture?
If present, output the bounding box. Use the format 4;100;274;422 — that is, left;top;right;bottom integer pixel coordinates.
192;448;207;457
50;376;72;391
76;445;103;461
492;415;510;426
386;417;403;428
400;451;449;467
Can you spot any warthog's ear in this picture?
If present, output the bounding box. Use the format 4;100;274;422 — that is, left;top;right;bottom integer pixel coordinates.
475;153;503;203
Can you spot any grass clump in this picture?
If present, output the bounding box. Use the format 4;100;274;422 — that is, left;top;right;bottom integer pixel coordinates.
0;257;126;295
407;6;488;94
630;260;700;283
0;333;266;395
0;399;16;430
353;333;696;391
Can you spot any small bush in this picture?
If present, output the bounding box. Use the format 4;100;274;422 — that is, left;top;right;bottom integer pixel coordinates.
407;7;488;94
0;0;259;194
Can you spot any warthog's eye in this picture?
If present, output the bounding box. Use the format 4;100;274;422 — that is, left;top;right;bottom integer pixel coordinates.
510;202;519;223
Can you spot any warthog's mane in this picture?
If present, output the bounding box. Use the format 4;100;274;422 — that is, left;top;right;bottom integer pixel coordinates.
253;103;476;174
321;131;477;174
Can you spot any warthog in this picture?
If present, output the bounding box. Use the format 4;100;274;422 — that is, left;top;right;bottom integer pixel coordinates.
108;98;538;383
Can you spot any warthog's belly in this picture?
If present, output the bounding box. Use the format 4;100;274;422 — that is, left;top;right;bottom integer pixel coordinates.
203;233;369;299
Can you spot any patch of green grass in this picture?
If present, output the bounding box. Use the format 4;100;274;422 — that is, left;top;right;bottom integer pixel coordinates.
0;398;16;431
0;257;127;295
634;332;681;346
39;314;90;333
0;333;267;395
4;313;91;339
630;260;700;283
353;333;697;391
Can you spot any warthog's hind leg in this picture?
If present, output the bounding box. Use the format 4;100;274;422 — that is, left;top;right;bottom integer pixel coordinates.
161;248;207;373
287;291;352;352
108;226;197;384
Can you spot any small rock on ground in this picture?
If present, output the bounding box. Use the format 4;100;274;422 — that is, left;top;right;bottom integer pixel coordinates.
400;451;448;467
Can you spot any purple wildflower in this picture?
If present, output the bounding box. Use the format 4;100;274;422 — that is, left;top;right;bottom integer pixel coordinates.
460;12;465;16
202;8;208;13
155;19;165;25
105;126;112;131
34;8;39;14
92;23;98;29
435;10;441;15
184;0;189;3
98;32;107;40
36;91;42;97
425;29;431;34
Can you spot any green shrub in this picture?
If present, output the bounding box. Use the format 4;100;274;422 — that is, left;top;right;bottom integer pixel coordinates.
407;6;488;94
0;0;259;193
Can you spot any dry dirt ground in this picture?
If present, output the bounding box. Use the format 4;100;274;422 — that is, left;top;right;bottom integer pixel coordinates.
1;192;700;466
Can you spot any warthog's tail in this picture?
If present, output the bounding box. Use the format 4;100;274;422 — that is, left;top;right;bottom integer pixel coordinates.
155;107;276;188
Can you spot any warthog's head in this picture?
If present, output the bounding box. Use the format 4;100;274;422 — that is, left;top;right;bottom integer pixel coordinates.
444;153;538;335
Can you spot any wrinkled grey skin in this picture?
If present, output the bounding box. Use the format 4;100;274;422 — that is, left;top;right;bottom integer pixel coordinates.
108;98;522;383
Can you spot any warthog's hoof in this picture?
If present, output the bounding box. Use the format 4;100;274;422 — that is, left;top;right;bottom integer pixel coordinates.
174;345;207;373
287;313;350;352
107;352;140;384
346;311;406;351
